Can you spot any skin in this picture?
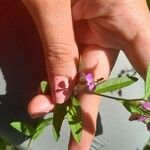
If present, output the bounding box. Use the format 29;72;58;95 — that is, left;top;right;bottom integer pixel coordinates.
3;0;150;149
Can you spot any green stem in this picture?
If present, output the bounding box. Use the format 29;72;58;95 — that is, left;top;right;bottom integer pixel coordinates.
94;93;150;116
27;138;32;150
93;93;144;102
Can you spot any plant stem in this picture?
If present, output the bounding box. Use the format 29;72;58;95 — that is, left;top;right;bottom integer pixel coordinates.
93;93;144;102
27;138;32;150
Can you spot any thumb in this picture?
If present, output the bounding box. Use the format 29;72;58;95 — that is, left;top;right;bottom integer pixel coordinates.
23;0;79;103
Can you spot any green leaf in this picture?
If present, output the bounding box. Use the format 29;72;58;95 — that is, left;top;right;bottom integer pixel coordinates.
35;117;53;131
123;101;150;117
10;122;35;137
0;137;11;150
32;117;53;140
40;81;50;94
94;76;138;94
52;103;67;141
67;96;82;143
145;64;150;100
123;101;143;114
32;128;45;140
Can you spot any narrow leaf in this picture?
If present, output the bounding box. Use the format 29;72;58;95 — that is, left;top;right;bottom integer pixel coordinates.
10;122;35;137
32;128;45;140
94;76;138;94
145;64;150;100
40;81;50;94
32;117;53;140
35;117;53;131
67;96;82;143
123;101;150;117
52;103;67;141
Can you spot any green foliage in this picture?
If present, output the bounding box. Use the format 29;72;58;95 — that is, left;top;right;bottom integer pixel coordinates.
123;101;150;117
0;138;7;150
11;63;150;147
10;122;34;137
145;64;150;100
11;118;52;149
0;137;18;150
32;117;53;140
52;103;67;141
67;96;82;143
94;76;138;94
11;118;53;140
40;81;50;94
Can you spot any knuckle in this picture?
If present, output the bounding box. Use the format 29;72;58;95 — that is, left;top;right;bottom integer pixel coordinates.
44;43;77;67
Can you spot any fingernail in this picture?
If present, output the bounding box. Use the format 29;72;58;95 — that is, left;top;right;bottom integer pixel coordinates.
52;76;69;104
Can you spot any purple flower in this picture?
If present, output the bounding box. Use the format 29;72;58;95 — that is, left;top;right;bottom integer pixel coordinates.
129;113;149;122
85;73;95;91
141;102;150;110
129;112;150;132
137;116;148;122
79;73;95;92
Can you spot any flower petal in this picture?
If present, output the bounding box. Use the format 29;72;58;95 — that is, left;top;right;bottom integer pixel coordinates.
141;102;150;110
137;116;148;122
85;73;94;83
88;83;95;91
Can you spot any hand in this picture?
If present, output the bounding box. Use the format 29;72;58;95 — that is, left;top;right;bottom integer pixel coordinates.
22;0;150;149
72;0;150;76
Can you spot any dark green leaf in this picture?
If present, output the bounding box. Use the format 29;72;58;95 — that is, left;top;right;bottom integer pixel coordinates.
145;64;150;100
40;81;50;94
35;117;53;131
94;76;138;94
52;103;67;141
67;96;82;143
32;117;53;140
10;122;35;137
0;137;15;150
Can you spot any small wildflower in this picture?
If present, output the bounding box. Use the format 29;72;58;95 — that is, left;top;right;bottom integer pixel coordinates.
129;113;149;122
137;116;149;122
141;101;150;110
85;73;95;91
74;73;95;95
79;73;95;92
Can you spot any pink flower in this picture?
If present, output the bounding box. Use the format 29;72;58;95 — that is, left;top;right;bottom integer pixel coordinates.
129;113;148;122
85;73;95;91
79;73;95;92
138;117;150;131
141;102;150;110
129;113;150;131
137;116;149;122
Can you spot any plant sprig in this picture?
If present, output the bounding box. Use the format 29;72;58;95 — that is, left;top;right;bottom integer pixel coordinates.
10;64;150;149
11;117;53;149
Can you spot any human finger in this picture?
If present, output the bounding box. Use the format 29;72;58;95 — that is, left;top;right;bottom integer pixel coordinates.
68;45;119;149
22;0;79;104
